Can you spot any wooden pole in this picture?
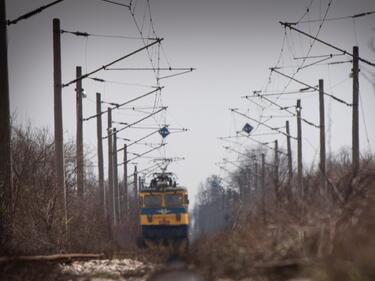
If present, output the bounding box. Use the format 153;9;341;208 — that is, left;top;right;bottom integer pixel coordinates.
107;108;113;223
0;0;12;251
296;99;303;197
113;128;119;225
319;79;326;194
96;93;105;217
285;120;293;183
53;18;67;232
76;66;84;199
352;46;359;175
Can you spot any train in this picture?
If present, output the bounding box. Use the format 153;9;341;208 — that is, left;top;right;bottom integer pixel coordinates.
138;171;189;247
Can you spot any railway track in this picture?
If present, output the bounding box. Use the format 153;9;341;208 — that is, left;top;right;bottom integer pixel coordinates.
0;252;206;281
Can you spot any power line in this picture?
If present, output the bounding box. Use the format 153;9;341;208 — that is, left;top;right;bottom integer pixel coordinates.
7;0;65;25
100;0;130;8
104;106;167;139
280;22;375;67
62;38;163;88
246;91;320;128
106;67;194;71
61;29;156;40
83;87;162;121
271;68;352;106
118;143;166;165
117;129;159;152
230;108;297;140
297;10;375;24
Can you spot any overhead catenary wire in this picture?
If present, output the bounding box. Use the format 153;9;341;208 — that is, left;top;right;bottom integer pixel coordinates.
89;77;158;89
62;38;163;88
275;0;334;100
100;0;130;8
7;0;65;25
117;129;159;152
296;10;375;24
271;68;352;106
118;143;166;166
83;87;162;121
280;22;375;68
61;29;156;40
230;108;297;140
246;91;320;128
104;107;167;139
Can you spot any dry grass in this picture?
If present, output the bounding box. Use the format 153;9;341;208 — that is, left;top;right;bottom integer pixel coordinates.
189;156;375;281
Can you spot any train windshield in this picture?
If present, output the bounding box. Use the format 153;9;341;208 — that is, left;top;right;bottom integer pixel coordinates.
165;194;183;207
144;195;162;208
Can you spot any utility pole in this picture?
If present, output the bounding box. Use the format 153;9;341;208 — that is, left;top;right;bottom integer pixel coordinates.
319;79;326;194
296;99;303;197
96;93;105;217
133;165;138;226
285;121;293;183
113;128;119;225
352;46;359;176
274;140;279;202
53;18;67;233
107;108;114;223
76;66;84;199
0;0;12;251
123;144;128;221
261;153;266;223
254;157;258;193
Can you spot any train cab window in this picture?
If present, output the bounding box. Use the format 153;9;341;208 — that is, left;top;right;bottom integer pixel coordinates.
144;195;162;208
165;194;183;207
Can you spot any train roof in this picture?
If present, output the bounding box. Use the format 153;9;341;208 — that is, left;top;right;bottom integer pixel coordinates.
140;187;187;193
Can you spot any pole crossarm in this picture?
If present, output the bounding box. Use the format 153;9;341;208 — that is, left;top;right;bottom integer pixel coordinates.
100;0;131;8
244;135;288;156
224;146;258;161
271;68;352;106
83;87;162;121
118;143;166;166
246;91;320;128
218;132;279;140
230;108;297;140
104;107;167;139
279;22;375;68
117;129;159;152
62;38;163;88
7;0;64;25
106;67;195;71
157;69;195;81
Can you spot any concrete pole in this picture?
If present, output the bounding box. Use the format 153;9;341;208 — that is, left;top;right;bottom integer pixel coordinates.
0;0;12;250
123;144;128;220
261;153;266;223
319;79;326;194
76;66;84;199
113;128;119;225
352;46;359;175
296;99;303;197
96;93;105;217
53;18;67;233
285;120;293;183
107;108;113;223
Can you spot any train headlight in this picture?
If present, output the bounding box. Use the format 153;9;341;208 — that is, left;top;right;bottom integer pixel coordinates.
147;215;153;222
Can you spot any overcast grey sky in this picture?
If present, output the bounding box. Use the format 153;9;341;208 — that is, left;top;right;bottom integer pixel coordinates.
6;0;375;201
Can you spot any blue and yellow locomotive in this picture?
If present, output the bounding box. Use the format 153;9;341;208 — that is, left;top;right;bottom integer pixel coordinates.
139;172;189;245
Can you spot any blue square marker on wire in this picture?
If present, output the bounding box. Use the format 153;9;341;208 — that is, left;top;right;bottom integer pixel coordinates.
159;126;170;138
242;123;253;134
